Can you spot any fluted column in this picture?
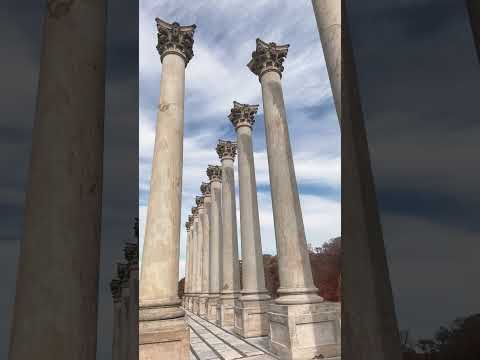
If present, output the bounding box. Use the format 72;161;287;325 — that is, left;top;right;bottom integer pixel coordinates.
139;19;195;360
229;101;271;337
9;2;106;359
195;196;205;316
199;183;212;317
311;0;341;119
110;279;122;360
206;165;223;321
248;38;340;359
216;140;240;327
125;242;139;360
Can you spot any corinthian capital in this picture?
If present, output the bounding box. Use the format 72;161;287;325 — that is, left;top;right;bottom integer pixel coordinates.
192;206;198;218
155;18;196;65
228;101;259;130
247;38;289;79
207;165;222;182
196;196;205;209
216;140;237;161
200;182;211;197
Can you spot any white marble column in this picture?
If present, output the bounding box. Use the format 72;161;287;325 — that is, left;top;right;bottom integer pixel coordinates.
110;279;122;360
199;183;212;317
229;101;271;338
139;19;195;360
248;38;340;359
206;165;223;321
9;2;106;359
311;0;341;119
216;140;241;327
191;207;200;314
125;242;139;360
194;197;206;316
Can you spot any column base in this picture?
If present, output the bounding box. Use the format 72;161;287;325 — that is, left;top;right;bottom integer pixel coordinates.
207;296;219;321
217;293;238;327
139;306;190;360
199;296;208;317
234;294;271;338
268;302;341;360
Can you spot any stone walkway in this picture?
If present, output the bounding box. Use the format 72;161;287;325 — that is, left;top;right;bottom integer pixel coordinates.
186;310;277;360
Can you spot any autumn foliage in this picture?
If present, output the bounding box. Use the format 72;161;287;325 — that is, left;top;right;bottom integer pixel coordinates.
179;237;341;302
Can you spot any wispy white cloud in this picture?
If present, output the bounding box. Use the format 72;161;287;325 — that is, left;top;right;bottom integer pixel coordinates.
139;0;340;279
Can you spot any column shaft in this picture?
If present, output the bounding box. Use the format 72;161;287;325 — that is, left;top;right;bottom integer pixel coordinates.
220;158;240;297
209;181;222;297
201;200;211;295
236;125;268;296
312;0;341;119
140;53;185;306
260;71;320;303
9;2;106;359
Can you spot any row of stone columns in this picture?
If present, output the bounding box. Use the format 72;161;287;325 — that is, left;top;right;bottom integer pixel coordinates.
110;242;139;360
140;16;340;360
181;37;341;359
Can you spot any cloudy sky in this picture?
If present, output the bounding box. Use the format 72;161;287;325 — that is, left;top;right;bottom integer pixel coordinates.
139;0;340;279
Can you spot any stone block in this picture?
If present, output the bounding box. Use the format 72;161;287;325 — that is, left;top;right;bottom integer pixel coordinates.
268;302;341;360
234;298;271;338
217;297;235;327
139;316;190;360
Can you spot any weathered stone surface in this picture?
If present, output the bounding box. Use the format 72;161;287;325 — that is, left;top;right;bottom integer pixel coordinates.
311;0;341;119
9;2;106;359
229;101;271;337
268;302;341;360
216;140;241;327
140;18;195;360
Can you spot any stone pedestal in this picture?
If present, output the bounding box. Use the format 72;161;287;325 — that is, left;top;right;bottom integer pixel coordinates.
199;296;208;317
139;18;196;360
268;302;341;360
207;296;218;321
234;297;271;338
139;313;190;360
218;297;236;328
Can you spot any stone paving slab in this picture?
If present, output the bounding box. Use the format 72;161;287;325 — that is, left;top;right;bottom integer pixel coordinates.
186;310;277;360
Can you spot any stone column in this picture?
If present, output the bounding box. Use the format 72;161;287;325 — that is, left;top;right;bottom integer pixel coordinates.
184;217;193;310
199;183;212;317
216;140;241;327
125;242;139;360
229;101;271;338
195;195;206;316
311;0;341;119
187;215;195;311
206;165;223;321
191;207;200;314
9;2;106;359
248;38;340;359
110;279;122;360
139;19;195;360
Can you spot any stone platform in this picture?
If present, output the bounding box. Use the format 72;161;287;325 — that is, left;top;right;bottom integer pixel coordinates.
186;310;340;360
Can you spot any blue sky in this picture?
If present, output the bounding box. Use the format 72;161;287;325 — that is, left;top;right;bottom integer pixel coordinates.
139;0;340;279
